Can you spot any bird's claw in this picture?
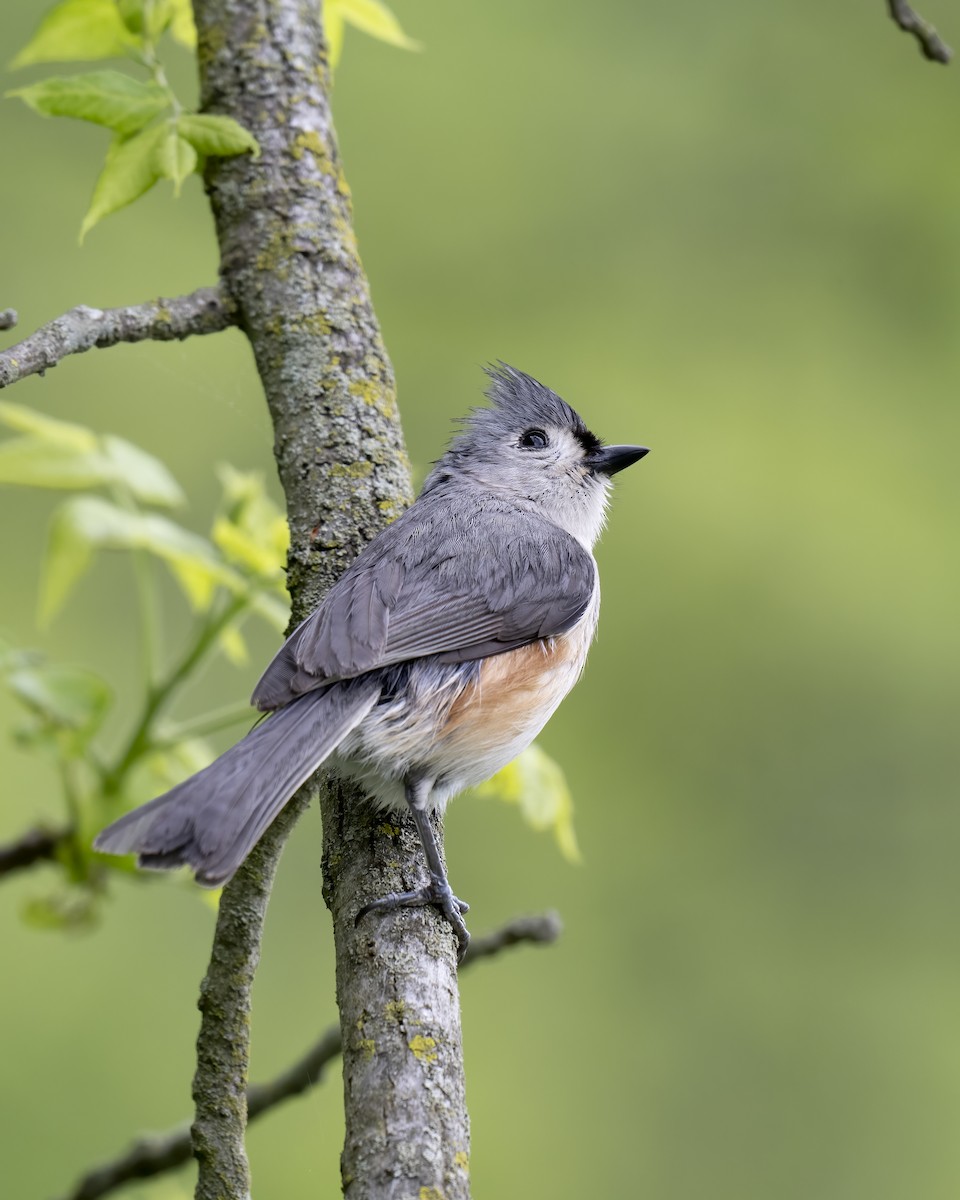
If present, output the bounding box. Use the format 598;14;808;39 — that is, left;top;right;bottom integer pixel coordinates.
357;877;471;961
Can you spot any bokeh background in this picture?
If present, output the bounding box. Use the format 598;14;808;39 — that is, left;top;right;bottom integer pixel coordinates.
3;1;960;1197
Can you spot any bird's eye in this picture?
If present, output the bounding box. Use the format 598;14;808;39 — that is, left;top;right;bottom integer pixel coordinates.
519;428;549;450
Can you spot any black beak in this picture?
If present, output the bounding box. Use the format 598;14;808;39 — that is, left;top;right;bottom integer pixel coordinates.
586;444;649;476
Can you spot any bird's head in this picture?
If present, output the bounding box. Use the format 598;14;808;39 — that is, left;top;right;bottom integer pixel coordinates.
423;363;648;547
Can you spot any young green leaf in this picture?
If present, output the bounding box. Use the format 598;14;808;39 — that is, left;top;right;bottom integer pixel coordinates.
167;0;197;48
324;6;346;67
12;0;140;69
0;438;114;489
327;0;421;55
0;411;184;504
473;743;581;863
157;129;198;194
177;113;260;158
80;122;172;241
101;435;185;507
0;401;97;452
6;662;112;740
40;495;230;623
212;465;289;581
7;71;169;137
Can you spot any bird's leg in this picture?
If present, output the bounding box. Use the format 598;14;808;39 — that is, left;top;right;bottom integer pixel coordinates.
356;777;471;960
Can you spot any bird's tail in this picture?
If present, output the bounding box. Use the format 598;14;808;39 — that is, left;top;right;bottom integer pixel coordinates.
94;677;381;886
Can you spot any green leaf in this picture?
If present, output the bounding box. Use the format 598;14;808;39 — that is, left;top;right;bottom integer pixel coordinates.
0;401;97;452
80;122;171;241
6;662;112;738
327;0;420;54
40;495;230;623
12;0;140;69
0;413;183;505
167;0;197;48
473;744;581;863
116;0;147;35
7;71;170;136
324;7;346;67
212;465;288;581
177;113;259;158
157;129;197;194
0;438;112;489
100;435;185;506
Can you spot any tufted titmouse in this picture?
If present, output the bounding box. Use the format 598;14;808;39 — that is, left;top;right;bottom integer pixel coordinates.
96;364;648;955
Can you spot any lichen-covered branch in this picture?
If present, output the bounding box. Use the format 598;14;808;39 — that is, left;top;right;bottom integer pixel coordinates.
0;287;235;390
189;0;472;1197
887;0;952;62
0;824;66;877
0;309;17;332
56;914;560;1200
190;793;310;1200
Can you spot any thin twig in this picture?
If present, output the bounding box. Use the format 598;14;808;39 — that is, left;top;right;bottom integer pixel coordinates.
0;309;17;331
887;0;952;62
0;286;236;390
55;912;561;1200
0;824;65;877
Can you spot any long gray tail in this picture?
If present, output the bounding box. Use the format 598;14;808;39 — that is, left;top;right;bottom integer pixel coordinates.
94;677;381;886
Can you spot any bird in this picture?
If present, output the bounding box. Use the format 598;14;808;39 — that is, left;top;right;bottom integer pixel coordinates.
95;363;648;957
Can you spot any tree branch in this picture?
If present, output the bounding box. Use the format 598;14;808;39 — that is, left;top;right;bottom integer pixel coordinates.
887;0;952;62
188;0;474;1194
55;914;561;1200
0;309;17;332
0;286;235;390
0;824;66;877
189;790;311;1200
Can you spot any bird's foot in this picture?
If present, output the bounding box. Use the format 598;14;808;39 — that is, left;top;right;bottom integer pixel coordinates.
357;874;471;961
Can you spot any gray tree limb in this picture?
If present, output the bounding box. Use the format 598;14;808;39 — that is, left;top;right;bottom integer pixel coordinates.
56;915;561;1200
887;0;952;62
0;287;235;390
188;0;473;1198
0;309;17;332
0;824;65;877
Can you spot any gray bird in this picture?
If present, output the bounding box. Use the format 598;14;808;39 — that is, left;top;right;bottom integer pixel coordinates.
95;364;648;956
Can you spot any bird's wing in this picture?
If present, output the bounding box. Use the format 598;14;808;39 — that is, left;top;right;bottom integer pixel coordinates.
251;498;596;710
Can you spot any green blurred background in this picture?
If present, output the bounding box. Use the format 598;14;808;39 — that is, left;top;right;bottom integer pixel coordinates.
3;1;960;1196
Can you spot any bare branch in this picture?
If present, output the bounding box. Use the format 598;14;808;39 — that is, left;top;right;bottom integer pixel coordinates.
461;909;562;964
55;914;560;1200
0;286;236;390
0;824;65;877
887;0;952;62
0;309;17;331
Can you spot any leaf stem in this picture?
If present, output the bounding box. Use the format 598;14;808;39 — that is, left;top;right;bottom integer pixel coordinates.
101;592;248;795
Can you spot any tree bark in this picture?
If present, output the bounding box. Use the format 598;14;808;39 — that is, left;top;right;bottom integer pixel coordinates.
190;1;471;1197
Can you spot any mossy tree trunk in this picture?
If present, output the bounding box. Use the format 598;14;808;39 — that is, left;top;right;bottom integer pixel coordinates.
188;1;471;1197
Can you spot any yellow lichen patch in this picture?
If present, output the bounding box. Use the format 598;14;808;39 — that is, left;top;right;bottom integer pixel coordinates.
357;1038;376;1060
377;498;405;523
329;460;373;480
408;1035;438;1065
384;999;407;1023
419;1189;444;1200
453;1151;469;1171
348;377;383;405
378;822;401;837
292;129;326;161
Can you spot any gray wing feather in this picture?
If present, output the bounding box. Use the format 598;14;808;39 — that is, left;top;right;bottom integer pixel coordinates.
253;498;595;711
94;677;381;885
